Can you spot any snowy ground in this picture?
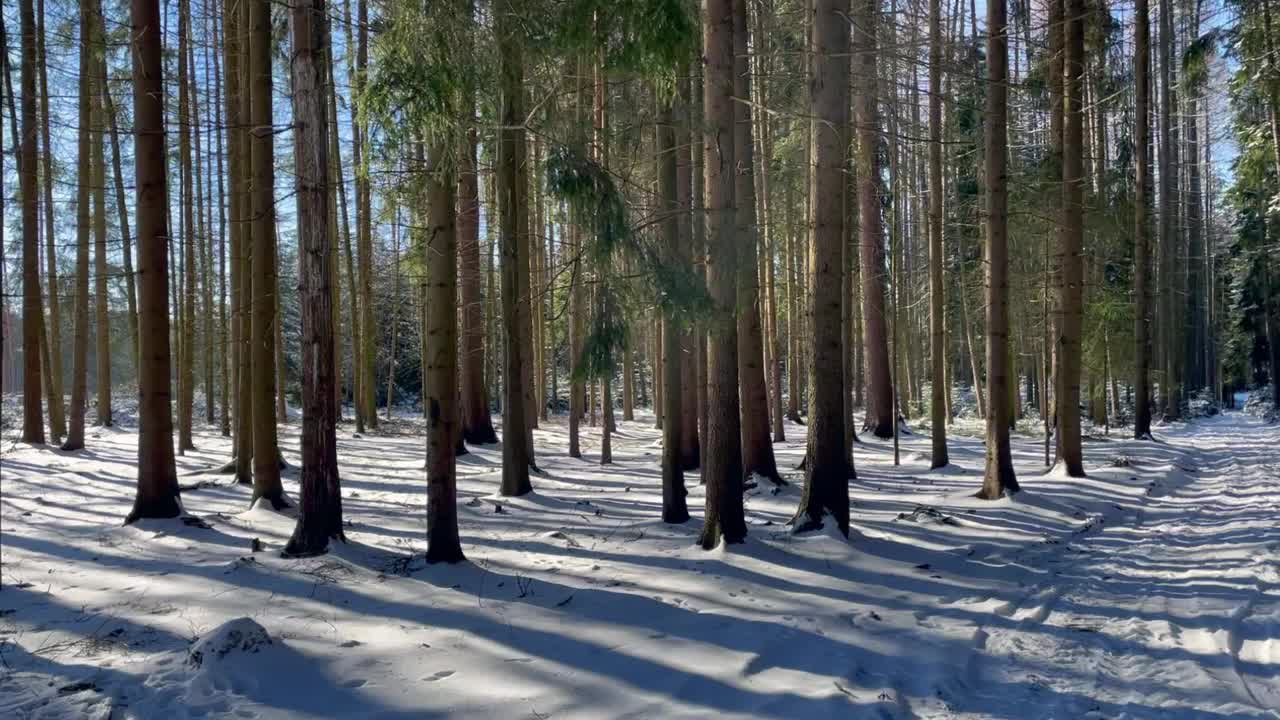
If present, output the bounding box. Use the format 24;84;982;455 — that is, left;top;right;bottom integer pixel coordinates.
1;403;1278;719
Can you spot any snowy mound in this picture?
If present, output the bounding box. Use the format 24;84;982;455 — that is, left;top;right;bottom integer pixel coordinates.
187;617;273;669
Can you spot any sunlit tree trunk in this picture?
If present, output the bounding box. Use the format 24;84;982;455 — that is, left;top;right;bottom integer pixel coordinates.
18;0;45;444
62;0;93;452
35;1;64;439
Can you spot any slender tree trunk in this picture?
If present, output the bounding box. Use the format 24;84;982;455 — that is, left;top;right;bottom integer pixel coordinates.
125;0;181;522
498;8;532;495
458;115;496;443
978;0;1020;498
1133;0;1152;438
62;0;93;452
36;0;64;439
854;0;894;438
18;0;45;444
1054;0;1085;476
226;0;252;482
794;0;851;535
699;0;747;549
250;0;285;507
91;0;110;427
177;0;195;450
285;0;344;556
678;67;701;469
658;89;689;522
928;0;948;467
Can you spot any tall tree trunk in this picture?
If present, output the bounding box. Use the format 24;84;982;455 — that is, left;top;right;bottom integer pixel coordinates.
658;88;689;523
211;8;229;435
1158;0;1181;420
284;0;344;556
498;8;532;496
36;0;64;439
62;0;93;452
794;0;851;535
733;0;781;484
678;66;701;469
353;0;377;428
177;0;195;450
250;0;285;507
18;0;45;444
699;0;747;549
928;0;948;467
854;0;894;438
91;0;110;427
1133;0;1153;438
422;134;465;562
225;0;252;482
1054;0;1085;476
978;0;1021;498
125;0;181;522
458;116;497;443
105;70;138;378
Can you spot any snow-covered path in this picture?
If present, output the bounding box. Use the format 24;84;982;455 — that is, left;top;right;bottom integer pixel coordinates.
946;412;1280;718
1;407;1278;719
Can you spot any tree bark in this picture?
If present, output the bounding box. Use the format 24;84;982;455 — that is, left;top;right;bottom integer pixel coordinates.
177;0;195;450
699;0;747;549
1133;0;1152;438
18;0;45;444
61;0;93;452
284;0;344;556
658;89;689;523
125;0;181;522
928;0;948;467
978;0;1020;499
250;0;285;507
854;0;894;438
35;0;64;439
1055;0;1085;477
794;0;851;535
91;0;110;427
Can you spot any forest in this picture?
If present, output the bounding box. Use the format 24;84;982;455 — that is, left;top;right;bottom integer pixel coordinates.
1;0;1279;717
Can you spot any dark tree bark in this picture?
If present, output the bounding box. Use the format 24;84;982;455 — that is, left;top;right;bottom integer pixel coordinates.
1055;0;1085;477
794;0;851;535
458;97;497;444
62;0;93;452
18;0;44;444
250;0;286;507
1133;0;1152;438
36;0;65;439
732;0;781;485
125;0;181;522
853;0;894;438
424;138;465;562
498;7;532;496
91;0;110;427
284;0;344;557
928;0;948;468
677;65;701;470
699;0;747;550
177;0;195;451
658;87;690;524
977;0;1020;499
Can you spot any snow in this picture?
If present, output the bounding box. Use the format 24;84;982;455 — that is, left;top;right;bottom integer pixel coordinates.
2;405;1278;718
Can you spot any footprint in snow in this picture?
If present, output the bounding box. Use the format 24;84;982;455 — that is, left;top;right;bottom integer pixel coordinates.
423;670;455;682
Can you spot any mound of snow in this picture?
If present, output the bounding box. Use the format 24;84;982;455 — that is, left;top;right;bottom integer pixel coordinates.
188;617;273;668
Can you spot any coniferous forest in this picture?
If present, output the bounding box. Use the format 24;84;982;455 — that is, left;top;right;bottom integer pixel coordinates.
1;0;1280;716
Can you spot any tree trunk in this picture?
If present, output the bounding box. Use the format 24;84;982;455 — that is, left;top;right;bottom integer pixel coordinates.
62;0;93;452
1133;0;1152;438
978;0;1020;499
458;118;496;443
1055;0;1085;477
178;0;195;450
92;1;110;427
678;67;701;469
699;0;747;549
36;0;64;439
854;0;894;438
250;0;285;507
18;0;45;444
498;9;532;495
928;0;948;467
794;0;851;535
226;0;252;483
125;0;181;522
284;0;344;556
658;90;689;522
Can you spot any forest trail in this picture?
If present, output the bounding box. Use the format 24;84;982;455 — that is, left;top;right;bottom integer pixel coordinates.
2;408;1279;719
946;411;1280;719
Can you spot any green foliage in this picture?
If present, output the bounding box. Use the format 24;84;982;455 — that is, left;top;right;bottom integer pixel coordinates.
541;0;696;93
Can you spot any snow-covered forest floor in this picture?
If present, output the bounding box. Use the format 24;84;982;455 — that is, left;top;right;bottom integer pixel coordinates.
1;403;1278;719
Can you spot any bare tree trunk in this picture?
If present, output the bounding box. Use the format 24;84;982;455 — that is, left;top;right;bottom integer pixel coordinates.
678;67;701;470
17;0;45;444
177;0;195;450
733;0;781;484
978;0;1020;499
250;0;285;507
284;0;344;556
794;0;851;535
36;0;64;439
458;111;496;443
498;8;532;495
1133;0;1153;438
854;0;894;438
91;0;110;427
62;0;93;452
699;0;747;549
125;0;181;522
928;0;948;467
658;87;689;522
1055;0;1085;476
